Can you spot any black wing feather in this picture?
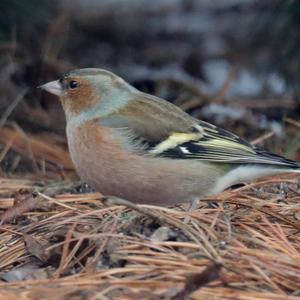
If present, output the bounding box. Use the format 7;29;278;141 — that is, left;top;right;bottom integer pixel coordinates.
150;121;300;169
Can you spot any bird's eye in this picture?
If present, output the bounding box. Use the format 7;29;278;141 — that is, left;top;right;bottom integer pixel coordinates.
68;80;79;89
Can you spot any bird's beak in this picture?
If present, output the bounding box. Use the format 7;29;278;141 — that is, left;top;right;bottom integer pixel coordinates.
39;80;63;97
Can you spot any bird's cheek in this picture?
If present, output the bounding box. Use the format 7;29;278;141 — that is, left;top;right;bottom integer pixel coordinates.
65;89;99;115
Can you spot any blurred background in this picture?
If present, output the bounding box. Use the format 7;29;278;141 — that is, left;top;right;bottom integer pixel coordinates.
0;0;299;180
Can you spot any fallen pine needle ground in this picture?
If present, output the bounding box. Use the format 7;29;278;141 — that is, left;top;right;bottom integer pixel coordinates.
0;173;299;300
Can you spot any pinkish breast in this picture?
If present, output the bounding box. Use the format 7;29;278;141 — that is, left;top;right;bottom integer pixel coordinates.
66;119;219;205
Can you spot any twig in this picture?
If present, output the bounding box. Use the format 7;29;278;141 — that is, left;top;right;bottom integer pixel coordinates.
284;118;300;129
251;131;275;146
37;192;79;211
0;89;27;128
172;263;222;300
213;64;239;104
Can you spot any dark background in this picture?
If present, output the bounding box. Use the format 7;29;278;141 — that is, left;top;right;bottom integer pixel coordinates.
0;0;299;176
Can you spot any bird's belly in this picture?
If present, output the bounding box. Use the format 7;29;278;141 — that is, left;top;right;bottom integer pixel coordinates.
67;122;219;205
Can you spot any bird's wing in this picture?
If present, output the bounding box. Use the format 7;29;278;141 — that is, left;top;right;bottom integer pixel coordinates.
149;120;300;168
102;94;298;168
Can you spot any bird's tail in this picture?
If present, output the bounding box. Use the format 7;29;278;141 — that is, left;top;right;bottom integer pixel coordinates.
253;149;300;171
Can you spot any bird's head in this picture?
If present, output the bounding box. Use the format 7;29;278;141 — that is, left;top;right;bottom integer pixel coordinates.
40;68;136;123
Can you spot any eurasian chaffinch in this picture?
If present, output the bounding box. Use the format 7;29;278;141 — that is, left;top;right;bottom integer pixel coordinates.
40;68;300;206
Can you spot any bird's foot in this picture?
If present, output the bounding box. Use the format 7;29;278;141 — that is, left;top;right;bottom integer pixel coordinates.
183;198;200;223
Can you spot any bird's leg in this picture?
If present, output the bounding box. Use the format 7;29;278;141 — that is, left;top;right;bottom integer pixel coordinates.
184;197;200;223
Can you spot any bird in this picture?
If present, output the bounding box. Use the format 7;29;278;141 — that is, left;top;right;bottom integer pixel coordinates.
40;68;300;207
